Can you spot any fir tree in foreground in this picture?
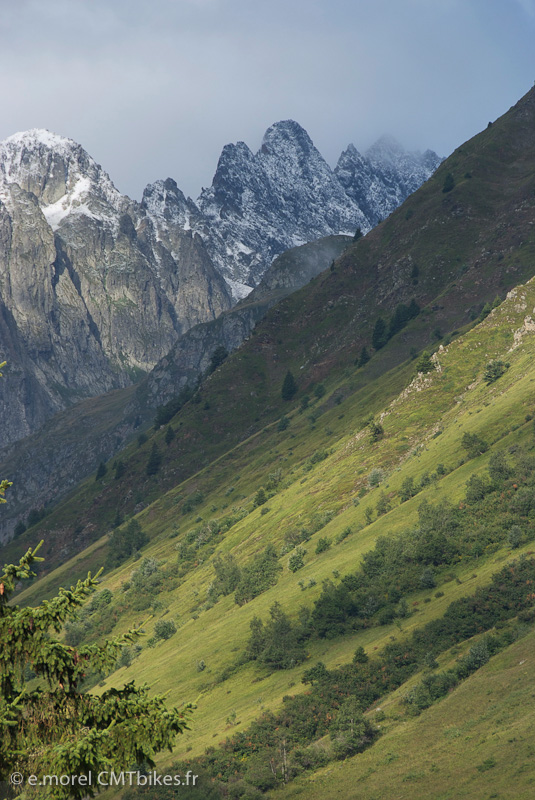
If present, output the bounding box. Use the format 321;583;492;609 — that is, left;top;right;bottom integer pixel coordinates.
0;478;191;797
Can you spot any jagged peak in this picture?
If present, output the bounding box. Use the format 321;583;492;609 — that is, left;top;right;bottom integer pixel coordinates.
218;141;254;163
142;177;194;229
1;128;79;153
142;177;188;206
0;127;123;219
261;120;314;152
336;143;366;165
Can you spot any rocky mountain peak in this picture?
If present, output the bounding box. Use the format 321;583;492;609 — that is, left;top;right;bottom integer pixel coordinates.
0;128;123;231
0;129;232;449
261;119;314;153
141;177;194;229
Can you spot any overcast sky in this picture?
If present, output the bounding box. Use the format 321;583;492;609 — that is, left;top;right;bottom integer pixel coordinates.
0;0;533;200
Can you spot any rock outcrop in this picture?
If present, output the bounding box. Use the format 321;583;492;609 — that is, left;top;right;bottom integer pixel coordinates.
0;130;231;445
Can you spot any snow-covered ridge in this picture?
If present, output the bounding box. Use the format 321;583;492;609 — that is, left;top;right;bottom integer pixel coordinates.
0;123;442;297
185;119;443;288
0;128;124;231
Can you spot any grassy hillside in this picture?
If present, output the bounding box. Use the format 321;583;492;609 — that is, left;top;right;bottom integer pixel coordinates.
5;87;535;800
9;262;535;799
6;87;535;574
282;628;535;800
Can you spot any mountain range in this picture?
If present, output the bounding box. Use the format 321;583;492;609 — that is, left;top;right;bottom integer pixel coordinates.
5;85;535;800
162;122;442;292
0;122;439;453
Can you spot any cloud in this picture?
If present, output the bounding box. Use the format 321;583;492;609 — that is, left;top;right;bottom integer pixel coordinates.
0;0;533;199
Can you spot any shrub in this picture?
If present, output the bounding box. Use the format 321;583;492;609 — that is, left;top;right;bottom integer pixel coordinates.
461;432;488;458
372;317;388;350
95;461;107;481
465;474;491;504
368;419;384;442
330;697;375;759
154;619;177;641
415;350;434;374
376;491;391;516
353;646;369;664
146;443;162;476
165;426;176;446
108;519;148;566
210;554;242;599
337;526;352;543
420;567;436;589
315;537;331;555
356;346;370;368
442;172;455;193
484;360;509;385
208;345;228;374
282;371;298;401
246;602;307;670
399;476;416;502
254;488;267;507
488;451;512;482
367;468;384;487
507;525;523;549
288;547;306;572
235;545;282;605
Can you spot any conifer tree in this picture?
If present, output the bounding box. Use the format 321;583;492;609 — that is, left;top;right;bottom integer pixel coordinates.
356;346;370;368
0;537;192;795
165;425;176;446
146;442;162;476
95;461;107;481
281;371;298;401
415;350;434;374
371;317;387;350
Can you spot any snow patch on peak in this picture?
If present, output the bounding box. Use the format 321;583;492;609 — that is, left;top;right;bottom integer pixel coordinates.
41;176;93;231
3;128;78;153
142;178;198;233
0;127;125;229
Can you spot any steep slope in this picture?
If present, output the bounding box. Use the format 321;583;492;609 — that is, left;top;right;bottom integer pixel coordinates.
143;234;352;408
0;235;351;542
284;629;535;800
4;86;535;562
10;234;535;800
5;86;535;800
0;130;232;446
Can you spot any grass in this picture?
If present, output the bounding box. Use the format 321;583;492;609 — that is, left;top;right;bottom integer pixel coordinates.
11;272;535;786
281;628;535;799
6;87;535;797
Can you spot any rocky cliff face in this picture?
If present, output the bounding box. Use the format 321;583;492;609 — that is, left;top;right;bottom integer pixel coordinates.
0;235;351;542
143;234;352;408
0;130;232;446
